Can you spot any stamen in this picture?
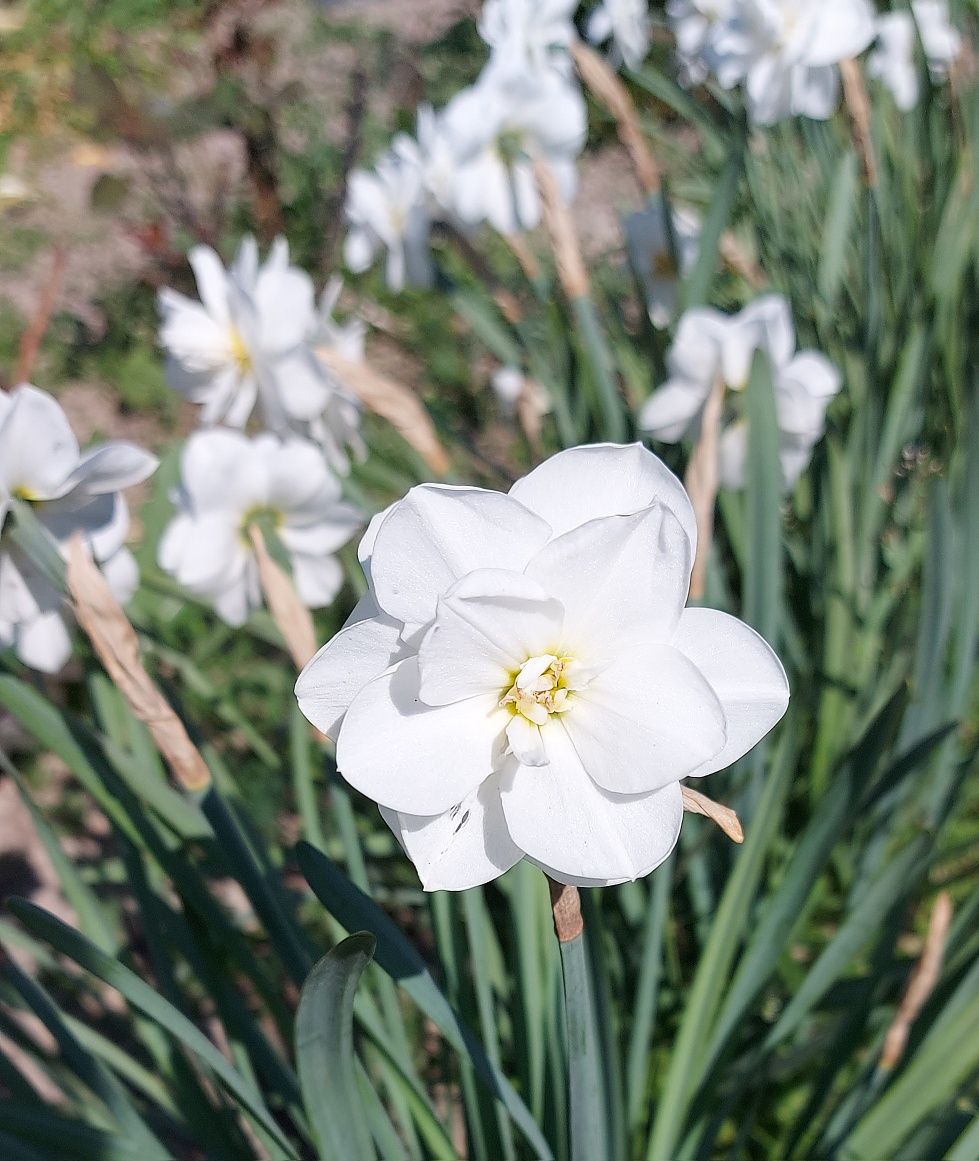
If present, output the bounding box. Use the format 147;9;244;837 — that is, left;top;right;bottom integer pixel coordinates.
501;654;576;724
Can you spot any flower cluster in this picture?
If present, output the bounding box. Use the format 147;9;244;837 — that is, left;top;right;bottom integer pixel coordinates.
0;386;157;672
297;443;788;891
343;0;654;291
640;295;840;489
668;0;878;125
157;237;365;625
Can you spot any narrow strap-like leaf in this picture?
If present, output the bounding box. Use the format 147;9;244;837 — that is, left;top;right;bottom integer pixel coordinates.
5;900;298;1159
297;842;554;1160
296;934;377;1161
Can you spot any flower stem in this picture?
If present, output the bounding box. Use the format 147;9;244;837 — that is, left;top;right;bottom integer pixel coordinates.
548;878;612;1161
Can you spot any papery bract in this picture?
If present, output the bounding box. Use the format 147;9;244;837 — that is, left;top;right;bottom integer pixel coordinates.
625;198;700;329
0;385;157;673
297;443;788;891
159;429;361;626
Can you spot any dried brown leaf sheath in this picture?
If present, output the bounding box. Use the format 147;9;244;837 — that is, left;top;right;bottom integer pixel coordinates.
66;536;211;793
316;349;451;475
684;376;725;601
248;526;318;672
681;785;744;844
533;157;590;301
571;40;661;197
548;879;585;943
880;891;953;1070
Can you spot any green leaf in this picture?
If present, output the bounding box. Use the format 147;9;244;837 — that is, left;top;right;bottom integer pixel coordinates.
646;728;797;1160
1;958;169;1158
0;1105;152;1161
451;288;522;365
558;927;611;1161
297;842;554;1160
0;749;119;953
744;348;783;647
5;900;298;1159
571;295;628;443
6;499;66;594
842;981;979;1157
817;150;858;307
682;135;745;309
763;837;929;1051
296;934;377;1161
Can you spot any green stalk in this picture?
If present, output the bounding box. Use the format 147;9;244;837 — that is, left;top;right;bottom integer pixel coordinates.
570;296;628;443
549;879;611;1161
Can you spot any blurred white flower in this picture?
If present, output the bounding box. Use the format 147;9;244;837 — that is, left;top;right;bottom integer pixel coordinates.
448;70;587;234
640;295;840;488
296;443;788;891
586;0;651;71
315;277;366;365
913;0;962;78
491;366;526;416
867;2;961;112
670;0;876;125
344;152;434;293
478;0;578;76
393;104;464;221
867;14;919;111
0;173;31;209
0;385;156;673
159;237;360;467
624;198;700;328
159;429;361;627
667;0;734;85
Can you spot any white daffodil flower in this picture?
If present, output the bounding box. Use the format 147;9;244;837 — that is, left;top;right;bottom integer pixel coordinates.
640;295;840;488
667;0;734;85
393;104;464;222
912;0;962;78
448;69;587;235
296;443;788;891
344;152;434;293
586;0;652;71
625;198;700;328
867;2;961;112
160;237;317;429
867;14;919;111
478;0;578;77
159;430;361;627
160;238;364;468
671;0;876;125
0;385;156;673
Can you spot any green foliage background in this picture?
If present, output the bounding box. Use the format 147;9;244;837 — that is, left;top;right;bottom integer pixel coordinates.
0;1;977;1158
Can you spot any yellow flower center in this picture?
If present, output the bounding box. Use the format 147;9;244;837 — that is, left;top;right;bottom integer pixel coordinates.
229;328;252;374
500;654;576;726
239;504;283;546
